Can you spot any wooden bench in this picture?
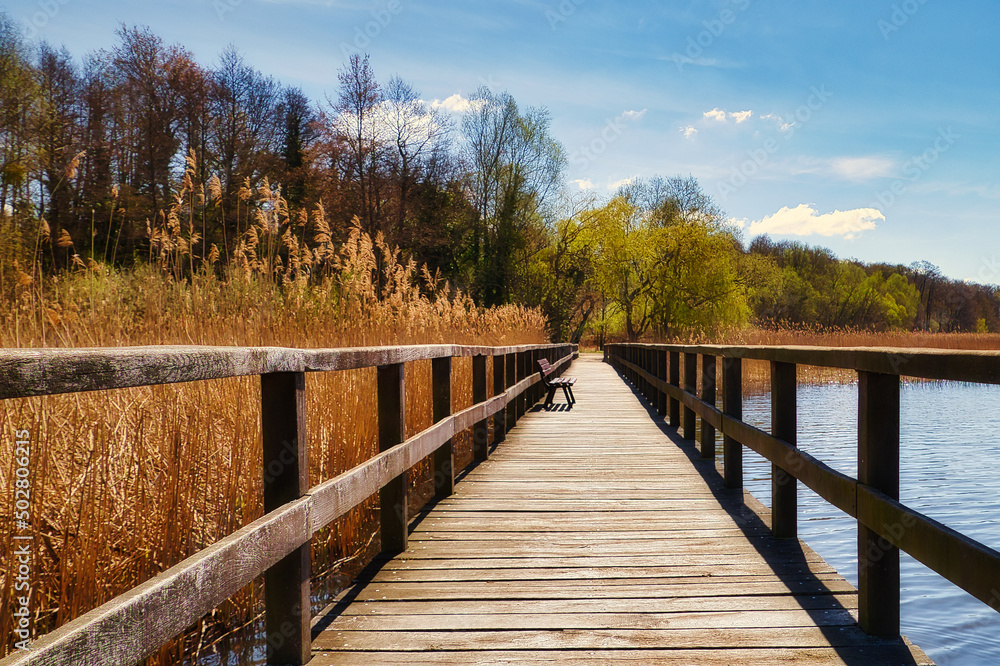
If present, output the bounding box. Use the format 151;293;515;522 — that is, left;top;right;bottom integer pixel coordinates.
537;358;576;409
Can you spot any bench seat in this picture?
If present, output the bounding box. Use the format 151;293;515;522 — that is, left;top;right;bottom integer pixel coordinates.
537;358;576;408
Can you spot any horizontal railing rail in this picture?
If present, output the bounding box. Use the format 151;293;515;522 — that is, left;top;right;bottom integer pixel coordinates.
0;343;577;666
605;342;1000;640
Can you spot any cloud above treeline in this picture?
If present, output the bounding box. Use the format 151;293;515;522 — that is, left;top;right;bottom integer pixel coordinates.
732;204;884;239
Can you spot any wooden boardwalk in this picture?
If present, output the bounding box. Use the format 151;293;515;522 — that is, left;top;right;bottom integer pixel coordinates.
310;354;932;665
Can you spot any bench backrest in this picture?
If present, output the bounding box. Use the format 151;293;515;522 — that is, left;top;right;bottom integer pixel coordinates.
537;358;556;386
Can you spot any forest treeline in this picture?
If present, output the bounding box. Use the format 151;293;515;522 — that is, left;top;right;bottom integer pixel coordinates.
2;16;997;341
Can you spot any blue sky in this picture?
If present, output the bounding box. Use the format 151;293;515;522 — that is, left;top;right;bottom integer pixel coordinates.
6;0;999;283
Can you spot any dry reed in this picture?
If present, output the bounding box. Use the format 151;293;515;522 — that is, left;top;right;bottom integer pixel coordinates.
0;168;547;663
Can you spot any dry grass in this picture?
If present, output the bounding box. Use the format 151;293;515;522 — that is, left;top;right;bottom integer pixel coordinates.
0;168;547;662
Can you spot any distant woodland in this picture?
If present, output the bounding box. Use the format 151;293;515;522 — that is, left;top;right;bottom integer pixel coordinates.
2;16;998;342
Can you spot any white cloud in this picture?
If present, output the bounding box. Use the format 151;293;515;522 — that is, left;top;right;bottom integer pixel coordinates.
680;125;698;139
609;177;637;191
429;93;481;113
829;156;896;182
761;113;795;132
571;178;595;190
619;109;647;122
704;108;727;122
730;110;752;123
747;204;884;239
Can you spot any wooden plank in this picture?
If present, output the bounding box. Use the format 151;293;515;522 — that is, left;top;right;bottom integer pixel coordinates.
682;352;697;440
431;357;454;499
492;353;505;444
313;355;931;664
0;344;577;666
857;485;1000;612
623;342;1000;384
311;647;932;666
857;371;901;638
668;350;680;426
472;354;488;460
378;362;407;553
0;343;575;400
0;499;309;666
260;372;310;665
700;354;716;459
771;360;797;539
723;356;743;489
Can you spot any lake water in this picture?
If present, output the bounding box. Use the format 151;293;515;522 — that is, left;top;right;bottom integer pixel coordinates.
737;381;1000;665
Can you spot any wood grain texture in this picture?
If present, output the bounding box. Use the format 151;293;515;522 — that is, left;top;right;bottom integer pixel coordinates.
0;345;577;666
310;354;932;665
0;344;573;400
609;343;1000;614
618;342;1000;384
0;499;309;666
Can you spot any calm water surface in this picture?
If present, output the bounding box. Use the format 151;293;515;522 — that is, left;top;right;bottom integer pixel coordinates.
739;381;1000;665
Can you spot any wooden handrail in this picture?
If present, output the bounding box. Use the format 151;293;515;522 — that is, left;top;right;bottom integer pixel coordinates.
606;342;1000;640
0;343;578;666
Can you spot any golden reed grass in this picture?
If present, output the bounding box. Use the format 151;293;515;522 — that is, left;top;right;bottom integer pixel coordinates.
0;165;547;663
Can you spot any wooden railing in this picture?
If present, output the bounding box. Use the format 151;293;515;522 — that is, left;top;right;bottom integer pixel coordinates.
0;343;577;665
605;342;1000;639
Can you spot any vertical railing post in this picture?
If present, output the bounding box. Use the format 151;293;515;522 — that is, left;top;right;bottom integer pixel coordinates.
516;350;527;419
771;361;797;539
669;351;680;427
858;371;901;638
472;354;489;460
532;348;541;404
657;348;667;417
492;353;506;445
641;348;650;401
700;355;716;459
505;351;516;431
432;356;454;498
683;353;697;441
722;357;743;489
378;362;407;553
260;372;310;665
642;347;660;400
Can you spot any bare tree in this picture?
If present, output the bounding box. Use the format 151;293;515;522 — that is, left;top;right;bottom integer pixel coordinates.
210;45;280;205
382;75;450;243
331;53;386;238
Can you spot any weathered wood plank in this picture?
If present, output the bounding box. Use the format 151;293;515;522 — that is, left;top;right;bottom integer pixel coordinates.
311;647;932;666
0;343;574;399
312;354;931;664
0;499;309;666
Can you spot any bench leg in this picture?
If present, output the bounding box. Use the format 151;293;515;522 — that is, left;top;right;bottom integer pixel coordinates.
545;386;557;409
563;385;575;405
